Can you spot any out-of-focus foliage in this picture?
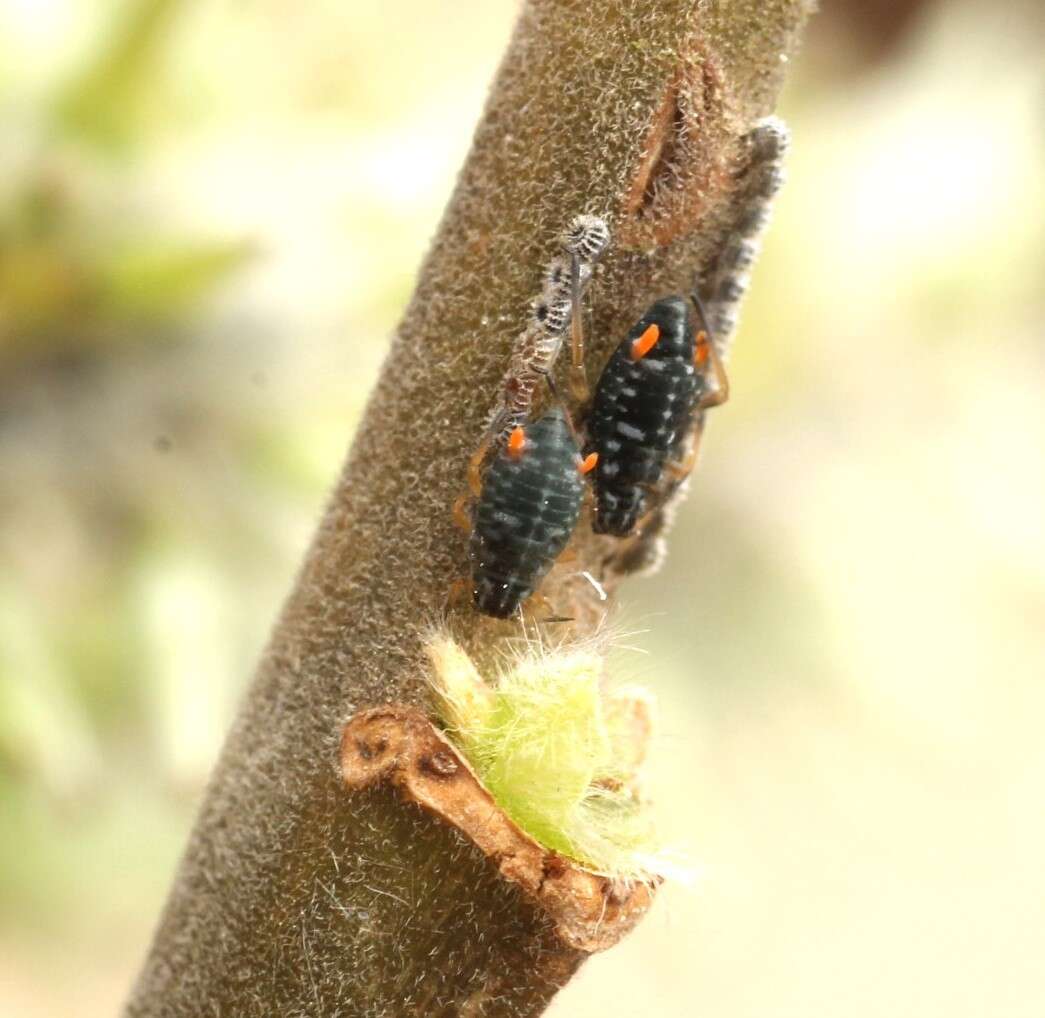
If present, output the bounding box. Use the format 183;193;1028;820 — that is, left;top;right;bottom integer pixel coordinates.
1;1;1043;1015
0;0;253;366
0;174;253;363
55;0;185;151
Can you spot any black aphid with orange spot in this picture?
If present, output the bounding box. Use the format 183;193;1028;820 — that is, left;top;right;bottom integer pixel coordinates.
469;408;595;618
587;295;725;537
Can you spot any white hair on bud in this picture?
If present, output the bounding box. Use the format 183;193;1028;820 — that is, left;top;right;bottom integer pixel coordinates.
424;625;684;881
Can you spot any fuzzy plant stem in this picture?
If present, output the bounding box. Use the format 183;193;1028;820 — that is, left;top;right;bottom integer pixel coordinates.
125;2;814;1015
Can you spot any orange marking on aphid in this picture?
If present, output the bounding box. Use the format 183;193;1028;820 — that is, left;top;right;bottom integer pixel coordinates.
629;323;661;361
507;427;526;459
694;330;710;367
578;452;598;475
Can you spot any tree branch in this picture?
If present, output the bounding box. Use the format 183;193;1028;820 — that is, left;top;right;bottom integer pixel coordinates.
125;1;815;1015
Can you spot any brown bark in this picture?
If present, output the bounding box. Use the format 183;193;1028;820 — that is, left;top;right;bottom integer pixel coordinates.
339;708;656;954
125;2;815;1015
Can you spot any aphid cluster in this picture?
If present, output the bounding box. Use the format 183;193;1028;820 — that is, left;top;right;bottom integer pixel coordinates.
455;217;608;618
456;118;790;619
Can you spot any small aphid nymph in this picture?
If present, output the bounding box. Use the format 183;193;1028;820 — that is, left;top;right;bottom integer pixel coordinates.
699;116;791;347
532;295;573;338
562;214;611;264
484;216;610;445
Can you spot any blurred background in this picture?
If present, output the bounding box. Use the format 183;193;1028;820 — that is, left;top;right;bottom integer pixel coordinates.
1;0;1043;1014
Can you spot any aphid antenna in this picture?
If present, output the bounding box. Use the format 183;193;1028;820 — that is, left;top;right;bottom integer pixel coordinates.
542;372;577;434
541;373;593;467
562;215;610;403
572;248;589;401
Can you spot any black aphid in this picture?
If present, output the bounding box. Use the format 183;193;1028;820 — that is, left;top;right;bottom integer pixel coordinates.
586;295;725;537
469;408;593;618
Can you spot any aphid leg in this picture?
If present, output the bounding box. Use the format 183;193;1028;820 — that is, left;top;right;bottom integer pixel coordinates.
694;329;730;409
522;591;574;625
691;288;730;409
452;495;473;534
447;576;474;610
452;432;492;534
580;474;596;509
543;374;591;459
652;306;725;502
664;422;705;483
643;290;723;493
568;251;591;403
628;496;673;538
467;434;492;496
607;506;670;575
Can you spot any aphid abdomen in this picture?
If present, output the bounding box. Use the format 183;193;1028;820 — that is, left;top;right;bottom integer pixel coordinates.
589;296;698;536
470;409;584;618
